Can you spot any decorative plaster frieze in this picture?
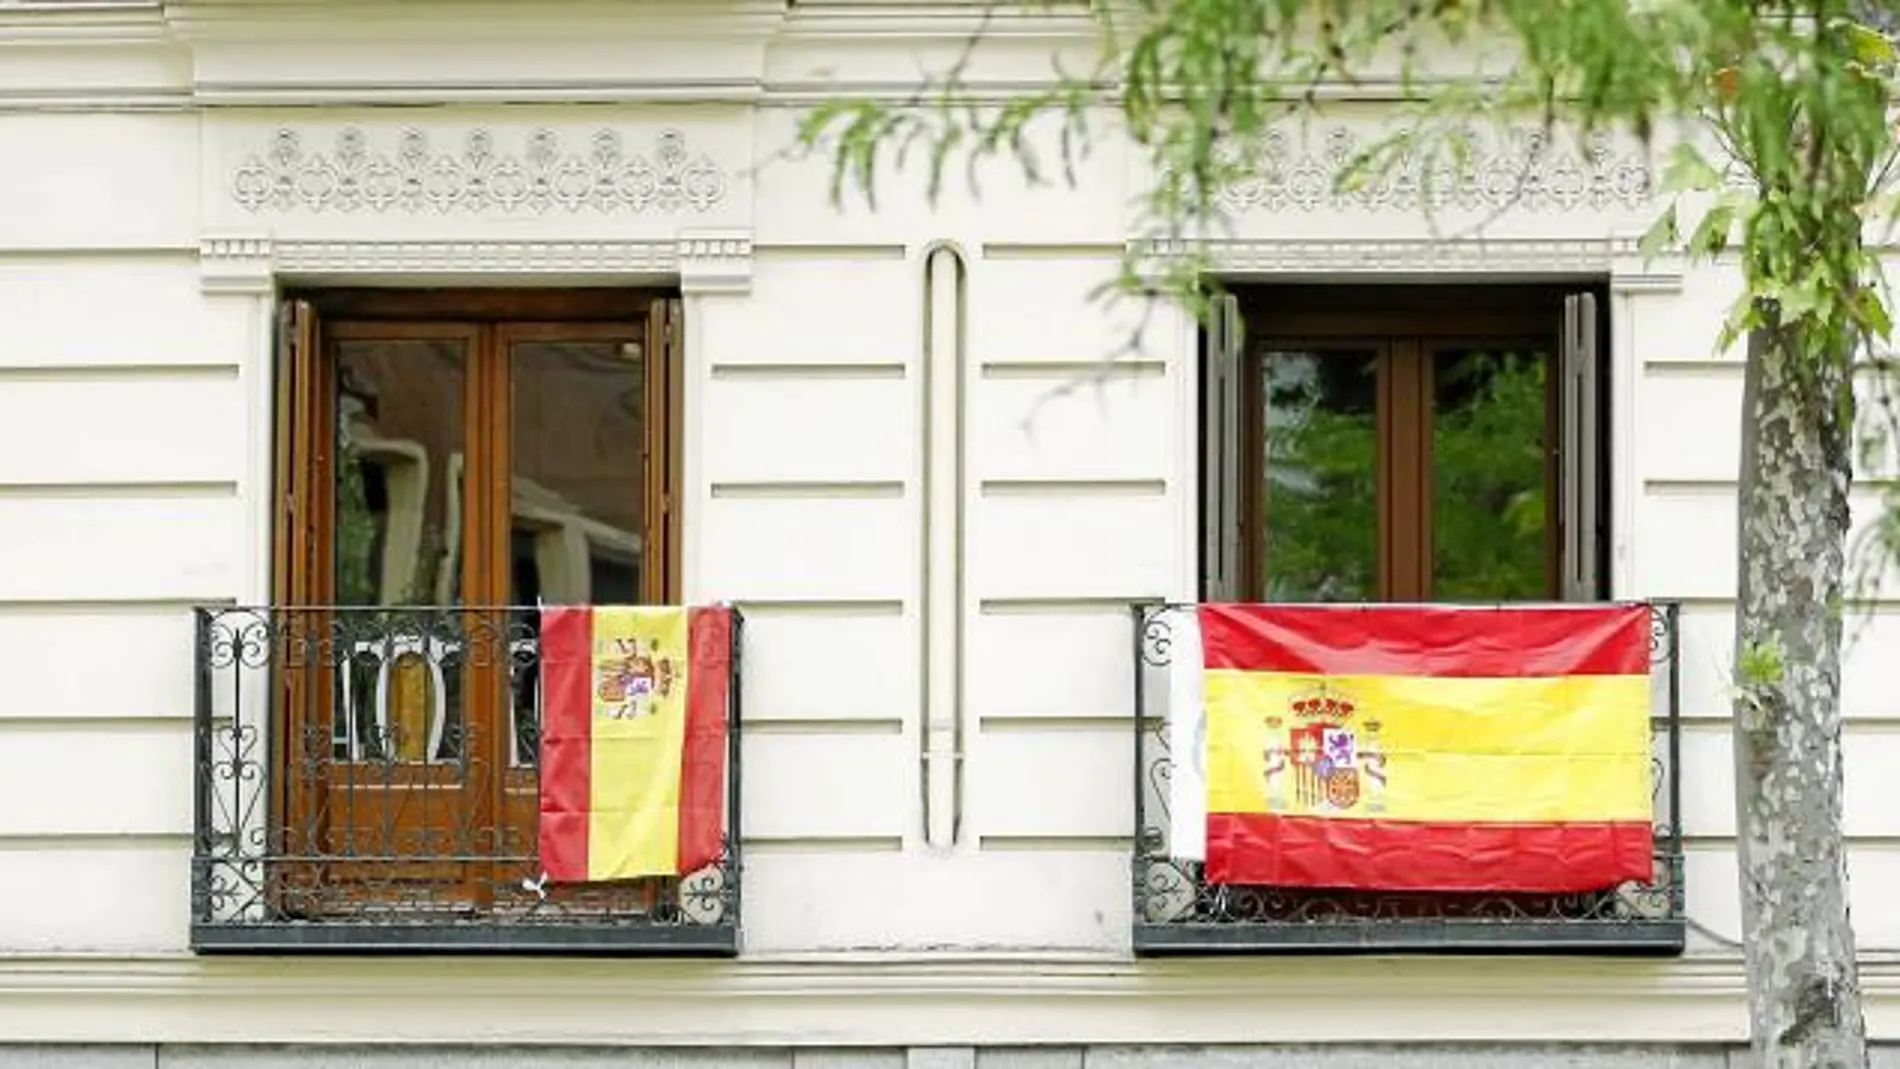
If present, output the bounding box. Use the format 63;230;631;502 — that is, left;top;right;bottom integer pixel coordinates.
1133;235;1683;291
199;234;755;293
1212;124;1654;215
231;127;728;216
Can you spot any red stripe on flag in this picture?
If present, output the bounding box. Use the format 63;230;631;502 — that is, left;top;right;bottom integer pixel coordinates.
676;606;731;875
537;606;593;882
1199;604;1651;678
1206;812;1654;892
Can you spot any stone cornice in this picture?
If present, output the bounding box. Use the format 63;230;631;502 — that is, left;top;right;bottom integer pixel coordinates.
1133;236;1685;292
199;232;754;292
159;0;788;41
4;952;1900;1044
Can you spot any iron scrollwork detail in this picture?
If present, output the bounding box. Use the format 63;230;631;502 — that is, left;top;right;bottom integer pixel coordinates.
191;605;742;953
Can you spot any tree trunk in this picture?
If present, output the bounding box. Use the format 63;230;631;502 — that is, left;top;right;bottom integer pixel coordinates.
1731;323;1868;1069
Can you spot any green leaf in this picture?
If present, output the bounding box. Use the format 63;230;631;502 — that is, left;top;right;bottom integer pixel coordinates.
1846;20;1898;66
1639;202;1680;259
1661;144;1722;193
1859;287;1894;341
1781;275;1823;323
1687;201;1738;257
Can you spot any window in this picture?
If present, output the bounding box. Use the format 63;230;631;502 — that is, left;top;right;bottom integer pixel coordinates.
270;289;681;915
1202;284;1608;604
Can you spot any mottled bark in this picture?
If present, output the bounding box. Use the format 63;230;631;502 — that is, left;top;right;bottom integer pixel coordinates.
1732;324;1868;1069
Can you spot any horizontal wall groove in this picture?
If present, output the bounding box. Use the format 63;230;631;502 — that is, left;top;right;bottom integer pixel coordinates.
1681;834;1900;848
977;715;1135;733
1644;477;1898;495
730;598;906;618
979;478;1166;498
0;480;236;499
743;718;905;736
710;480;905;500
978;596;1156;616
977;834;1131;852
0;717;188;734
752;243;908;261
0;364;239;382
1678;596;1900;609
0;598;214;615
1676;715;1900;730
740;836;903;854
710;362;907;380
0;246;195;262
979;243;1125;260
0;833;186;851
980;359;1165;379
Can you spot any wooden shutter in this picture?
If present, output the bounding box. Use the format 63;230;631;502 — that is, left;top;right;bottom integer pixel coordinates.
1202;291;1244;601
1560;293;1601;601
643;298;684;603
271;298;328;867
273;299;325;607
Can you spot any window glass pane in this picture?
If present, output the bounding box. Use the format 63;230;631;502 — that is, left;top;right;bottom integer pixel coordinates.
334;338;469;608
1430;346;1551;601
508;337;647;605
331;336;469;763
509;336;648;768
1259;348;1379;601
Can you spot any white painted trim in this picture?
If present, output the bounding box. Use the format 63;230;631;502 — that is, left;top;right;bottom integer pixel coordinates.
5;953;1900;1045
679;232;757;296
199;235;755;292
1610;288;1641;597
1138;236;1685;289
1170;300;1200;604
920;239;968;852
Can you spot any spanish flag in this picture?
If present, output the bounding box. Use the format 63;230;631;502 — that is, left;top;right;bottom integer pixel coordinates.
1185;603;1652;893
538;605;731;882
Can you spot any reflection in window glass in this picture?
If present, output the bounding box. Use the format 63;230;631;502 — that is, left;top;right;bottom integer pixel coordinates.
330;337;469;763
1431;347;1551;601
1260;349;1379;601
509;337;647;768
333;339;467;608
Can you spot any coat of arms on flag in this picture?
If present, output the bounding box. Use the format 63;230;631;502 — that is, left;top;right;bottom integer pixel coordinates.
1264;686;1387;814
594;635;678;720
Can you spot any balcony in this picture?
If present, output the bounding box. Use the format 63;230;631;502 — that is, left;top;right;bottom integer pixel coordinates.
1130;601;1685;955
191;605;741;955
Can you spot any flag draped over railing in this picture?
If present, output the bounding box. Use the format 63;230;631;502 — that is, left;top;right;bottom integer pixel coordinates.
538;605;731;882
1168;603;1653;893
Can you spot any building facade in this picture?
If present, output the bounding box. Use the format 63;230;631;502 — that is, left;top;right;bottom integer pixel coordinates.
2;2;1899;1067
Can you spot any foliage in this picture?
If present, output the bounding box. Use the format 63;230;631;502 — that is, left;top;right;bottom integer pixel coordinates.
796;2;1900;1064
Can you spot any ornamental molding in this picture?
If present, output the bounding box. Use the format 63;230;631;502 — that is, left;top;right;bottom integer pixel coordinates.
1134;236;1683;292
677;232;755;295
198;233;754;294
1213;124;1655;216
231;127;729;216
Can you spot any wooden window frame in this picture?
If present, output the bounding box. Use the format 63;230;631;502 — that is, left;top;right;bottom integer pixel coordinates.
268;287;683;917
1218;283;1605;604
280;288;684;608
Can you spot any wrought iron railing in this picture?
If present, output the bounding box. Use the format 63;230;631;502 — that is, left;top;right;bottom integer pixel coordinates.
1130;601;1685;954
191;605;741;954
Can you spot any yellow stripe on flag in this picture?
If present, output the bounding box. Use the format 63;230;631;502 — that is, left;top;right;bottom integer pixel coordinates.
1205;670;1650;824
588;606;692;879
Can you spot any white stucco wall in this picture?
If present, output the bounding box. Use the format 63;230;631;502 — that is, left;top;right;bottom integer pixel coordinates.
3;0;1900;1049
